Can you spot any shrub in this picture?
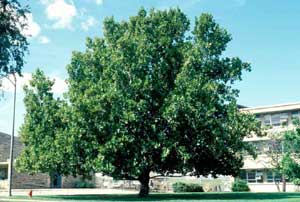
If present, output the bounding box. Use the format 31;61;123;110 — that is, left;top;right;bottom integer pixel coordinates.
231;179;250;192
172;182;204;192
293;178;300;186
74;180;95;188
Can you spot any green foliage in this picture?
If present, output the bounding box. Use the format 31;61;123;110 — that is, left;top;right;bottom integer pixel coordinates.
172;182;204;192
0;0;29;76
267;121;300;188
292;178;300;186
16;69;73;176
74;180;95;188
19;8;260;197
231;179;250;192
268;122;300;186
66;8;259;182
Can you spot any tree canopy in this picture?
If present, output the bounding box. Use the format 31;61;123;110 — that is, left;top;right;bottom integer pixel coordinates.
0;0;29;77
18;8;260;197
276;120;300;186
16;69;73;175
66;8;259;196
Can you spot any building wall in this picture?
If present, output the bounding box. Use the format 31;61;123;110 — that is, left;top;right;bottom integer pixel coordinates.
62;175;95;188
239;103;300;192
12;168;50;189
248;183;297;192
0;132;87;189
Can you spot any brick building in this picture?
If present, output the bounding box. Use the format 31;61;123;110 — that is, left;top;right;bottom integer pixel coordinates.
0;132;83;189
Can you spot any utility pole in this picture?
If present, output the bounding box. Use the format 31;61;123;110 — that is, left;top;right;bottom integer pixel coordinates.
7;74;17;197
281;139;286;192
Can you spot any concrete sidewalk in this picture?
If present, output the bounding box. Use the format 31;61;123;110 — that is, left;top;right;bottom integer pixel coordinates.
0;199;55;202
0;188;137;197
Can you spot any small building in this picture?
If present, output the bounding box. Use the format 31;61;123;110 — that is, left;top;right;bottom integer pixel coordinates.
239;102;300;192
0;132;84;189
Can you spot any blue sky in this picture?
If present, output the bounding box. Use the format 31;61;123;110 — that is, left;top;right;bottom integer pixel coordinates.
1;0;300;134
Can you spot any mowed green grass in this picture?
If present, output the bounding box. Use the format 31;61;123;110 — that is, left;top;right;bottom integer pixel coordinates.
3;192;300;202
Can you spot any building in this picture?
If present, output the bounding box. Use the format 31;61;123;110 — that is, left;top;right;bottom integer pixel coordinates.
0;132;86;189
239;102;300;192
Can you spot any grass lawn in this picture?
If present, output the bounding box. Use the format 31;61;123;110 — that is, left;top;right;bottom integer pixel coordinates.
2;192;300;202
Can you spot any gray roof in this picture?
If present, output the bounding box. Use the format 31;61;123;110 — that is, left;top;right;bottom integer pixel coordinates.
0;132;23;162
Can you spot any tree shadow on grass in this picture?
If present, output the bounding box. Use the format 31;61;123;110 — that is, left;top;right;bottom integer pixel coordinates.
38;192;300;201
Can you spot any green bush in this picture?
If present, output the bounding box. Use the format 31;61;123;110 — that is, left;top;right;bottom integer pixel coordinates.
74;180;95;188
292;178;300;186
172;182;204;192
231;179;250;192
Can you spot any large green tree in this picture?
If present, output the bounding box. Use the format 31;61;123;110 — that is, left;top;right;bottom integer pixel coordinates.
0;0;28;77
268;119;300;190
16;69;74;177
65;8;259;196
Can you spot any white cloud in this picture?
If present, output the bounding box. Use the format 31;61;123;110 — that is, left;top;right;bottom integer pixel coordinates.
19;13;51;44
44;0;77;29
81;16;97;31
0;73;67;94
52;77;68;94
38;35;50;44
95;0;103;5
21;14;41;38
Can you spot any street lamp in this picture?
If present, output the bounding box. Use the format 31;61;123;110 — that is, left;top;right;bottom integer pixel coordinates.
3;73;17;197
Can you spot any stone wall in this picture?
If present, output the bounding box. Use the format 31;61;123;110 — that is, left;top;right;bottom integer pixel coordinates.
12;168;50;189
62;176;80;188
62;176;95;188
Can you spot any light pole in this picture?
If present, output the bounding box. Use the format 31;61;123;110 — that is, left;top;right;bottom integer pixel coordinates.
5;73;17;197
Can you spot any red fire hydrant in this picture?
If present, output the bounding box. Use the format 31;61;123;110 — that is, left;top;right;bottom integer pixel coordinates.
28;190;33;198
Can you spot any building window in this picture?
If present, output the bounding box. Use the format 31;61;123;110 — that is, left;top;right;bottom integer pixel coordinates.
255;114;261;122
262;113;290;127
263;115;271;126
239;170;247;181
280;113;288;125
274;172;282;183
241;170;285;184
0;166;8;180
247;170;256;183
267;171;274;183
271;114;281;126
292;111;300;120
256;171;264;183
251;140;276;154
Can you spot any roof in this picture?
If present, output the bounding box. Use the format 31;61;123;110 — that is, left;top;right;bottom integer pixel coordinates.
0;132;23;163
240;102;300;114
237;104;248;109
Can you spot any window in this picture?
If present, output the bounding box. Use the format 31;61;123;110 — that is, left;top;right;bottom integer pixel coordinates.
247;170;256;183
280;113;288;125
252;140;275;154
256;171;264;183
263;115;271;126
292;111;300;120
255;114;261;122
239;170;247;181
263;113;289;126
0;167;8;180
271;114;281;126
267;171;274;183
274;172;282;183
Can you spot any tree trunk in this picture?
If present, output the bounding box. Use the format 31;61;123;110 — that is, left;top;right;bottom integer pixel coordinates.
282;175;286;192
275;180;280;192
138;170;150;197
